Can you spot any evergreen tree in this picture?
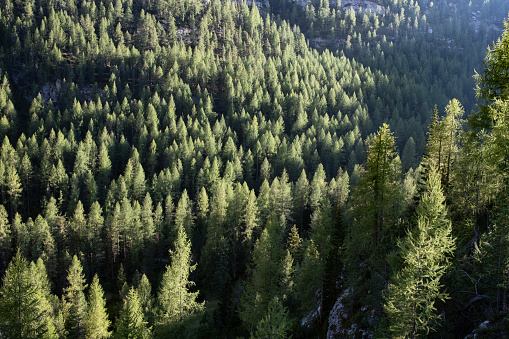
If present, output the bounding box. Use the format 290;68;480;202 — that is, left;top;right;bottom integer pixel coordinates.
293;169;309;228
63;255;88;339
344;123;404;328
85;274;111;339
0;251;58;338
115;287;152;339
250;297;292;339
384;166;455;337
157;223;203;330
472;16;509;128
136;274;154;323
0;204;11;271
347;123;403;250
240;213;286;330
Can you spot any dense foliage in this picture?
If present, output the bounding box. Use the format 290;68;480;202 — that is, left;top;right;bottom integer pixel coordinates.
0;0;509;337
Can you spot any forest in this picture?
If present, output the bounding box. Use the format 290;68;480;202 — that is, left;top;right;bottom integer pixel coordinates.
0;0;509;337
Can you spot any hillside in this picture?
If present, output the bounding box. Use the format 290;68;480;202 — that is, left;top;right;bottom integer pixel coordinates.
0;0;508;337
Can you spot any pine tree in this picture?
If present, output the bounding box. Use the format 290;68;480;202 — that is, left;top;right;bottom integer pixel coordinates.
85;274;111;339
384;166;455;338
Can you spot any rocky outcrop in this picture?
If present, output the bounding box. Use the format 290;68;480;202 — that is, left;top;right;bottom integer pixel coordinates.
327;288;374;338
342;0;386;15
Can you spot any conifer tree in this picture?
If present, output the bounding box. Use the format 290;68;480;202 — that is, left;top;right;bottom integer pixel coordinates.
251;297;291;339
0;251;58;338
240;213;286;330
384;166;455;338
0;204;11;271
63;255;88;339
347;123;402;251
344;123;404;327
136;274;154;323
293;169;309;228
115;287;152;339
174;189;194;240
157;223;203;329
473;16;509;128
88;202;105;275
85;274;111;339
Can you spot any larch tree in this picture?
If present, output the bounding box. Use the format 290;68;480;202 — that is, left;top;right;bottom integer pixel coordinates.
115;287;152;339
240;213;286;330
347;123;403;256
296;203;333;322
250;297;291;339
344;123;404;325
421;100;464;192
472;16;509;129
157;223;203;331
384;166;455;338
85;274;111;339
63;255;88;339
87;201;105;276
0;204;11;271
293;169;309;228
136;274;154;323
0;251;58;339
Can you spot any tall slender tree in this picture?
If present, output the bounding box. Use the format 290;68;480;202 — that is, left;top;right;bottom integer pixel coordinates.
115;287;152;339
0;251;58;338
63;255;88;339
85;274;111;339
240;213;287;330
157;223;203;331
384;166;455;338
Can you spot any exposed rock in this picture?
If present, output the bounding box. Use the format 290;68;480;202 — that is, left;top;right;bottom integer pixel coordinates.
40;79;62;103
342;0;386;16
327;288;351;338
327;287;374;338
301;306;320;328
464;320;498;339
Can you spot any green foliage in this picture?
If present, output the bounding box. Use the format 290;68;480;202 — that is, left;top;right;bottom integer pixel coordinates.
240;213;288;330
251;297;292;339
473;16;509;128
157;223;203;330
115;287;152;339
0;0;506;336
85;274;112;339
384;166;455;337
63;255;88;338
0;251;58;339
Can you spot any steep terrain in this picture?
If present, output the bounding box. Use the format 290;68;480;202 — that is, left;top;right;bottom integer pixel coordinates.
0;0;508;337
